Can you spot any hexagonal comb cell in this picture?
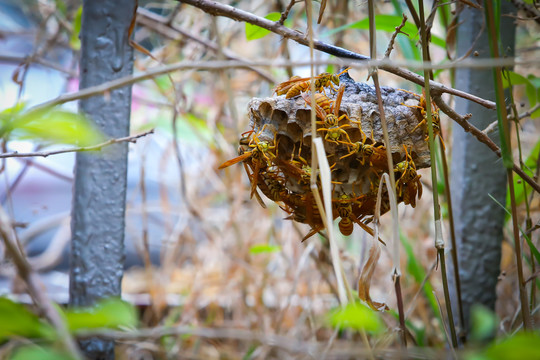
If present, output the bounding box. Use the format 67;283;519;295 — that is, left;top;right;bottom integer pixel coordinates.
220;70;432;241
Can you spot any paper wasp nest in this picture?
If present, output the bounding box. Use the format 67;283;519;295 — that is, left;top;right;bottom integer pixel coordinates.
222;71;430;239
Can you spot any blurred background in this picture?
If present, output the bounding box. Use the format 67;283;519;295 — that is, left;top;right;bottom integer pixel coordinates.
0;0;539;357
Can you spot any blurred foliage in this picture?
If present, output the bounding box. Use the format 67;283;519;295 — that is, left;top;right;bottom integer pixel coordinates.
245;12;282;41
0;297;136;341
327;302;383;333
468;332;540;360
0;297;55;341
65;298;138;333
1;0;539;358
10;346;74;360
470;305;498;343
0;105;104;146
249;243;281;254
69;5;82;51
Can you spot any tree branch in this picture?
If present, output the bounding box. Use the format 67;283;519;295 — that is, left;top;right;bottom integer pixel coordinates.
433;96;540;194
176;0;496;109
0;130;154;159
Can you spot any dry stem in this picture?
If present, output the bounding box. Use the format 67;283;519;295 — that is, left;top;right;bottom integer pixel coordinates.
0;207;82;359
0;129;154;159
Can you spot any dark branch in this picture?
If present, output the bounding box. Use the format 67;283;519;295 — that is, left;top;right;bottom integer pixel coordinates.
176;0;496;109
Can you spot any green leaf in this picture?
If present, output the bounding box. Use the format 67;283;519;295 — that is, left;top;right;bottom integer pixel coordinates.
483;332;540;360
70;6;82;50
327;302;382;333
0;297;55;341
2;106;104;146
245;12;281;41
323;15;446;48
502;71;538;110
10;346;73;360
66;298;137;332
54;0;67;16
470;305;498;342
249;244;281;254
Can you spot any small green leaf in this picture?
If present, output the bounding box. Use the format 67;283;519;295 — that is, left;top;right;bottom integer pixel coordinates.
10;346;73;360
483;332;540;360
245;12;281;41
470;305;498;342
66;298;137;332
327;302;382;333
249;244;281;254
3;106;104;146
70;6;82;50
0;297;55;341
502;71;537;110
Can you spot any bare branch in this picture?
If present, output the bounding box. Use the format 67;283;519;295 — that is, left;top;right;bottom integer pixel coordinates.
0;207;82;359
0;54;76;76
77;325;319;355
278;0;301;25
176;0;496;109
0;130;154;159
433;96;540;194
509;0;540;25
384;14;409;58
483;103;540;135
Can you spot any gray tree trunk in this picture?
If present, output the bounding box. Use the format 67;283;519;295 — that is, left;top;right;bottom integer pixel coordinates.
449;2;515;334
69;0;135;358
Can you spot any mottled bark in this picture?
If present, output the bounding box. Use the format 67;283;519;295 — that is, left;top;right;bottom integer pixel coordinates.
69;0;135;358
449;2;515;334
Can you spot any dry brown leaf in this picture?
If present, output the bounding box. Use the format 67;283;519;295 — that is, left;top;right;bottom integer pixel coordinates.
358;240;389;311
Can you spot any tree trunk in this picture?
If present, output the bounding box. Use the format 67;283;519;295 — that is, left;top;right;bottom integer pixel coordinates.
69;0;135;358
449;2;515;335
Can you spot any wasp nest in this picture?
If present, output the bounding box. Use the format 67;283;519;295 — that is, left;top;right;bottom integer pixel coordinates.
220;70;431;240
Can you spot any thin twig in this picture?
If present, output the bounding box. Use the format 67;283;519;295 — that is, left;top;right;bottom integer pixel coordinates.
404;0;422;29
516;103;540;120
0;207;82;359
433;291;458;360
0;54;77;77
135;7;274;83
77;326;319;355
0;129;154;158
433;96;540;195
384;14;409;58
440;141;466;341
483;103;540;134
482;120;499;135
278;0;300;25
509;0;540;25
418;0;457;346
486;0;532;330
367;0;405;346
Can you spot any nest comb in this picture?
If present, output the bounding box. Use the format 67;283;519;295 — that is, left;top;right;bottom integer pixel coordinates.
226;71;430;240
